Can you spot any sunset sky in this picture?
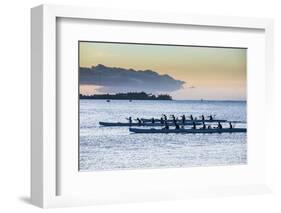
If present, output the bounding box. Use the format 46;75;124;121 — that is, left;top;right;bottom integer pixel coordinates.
79;41;246;100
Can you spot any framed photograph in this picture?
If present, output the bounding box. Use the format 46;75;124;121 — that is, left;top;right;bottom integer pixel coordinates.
78;41;248;172
31;4;274;208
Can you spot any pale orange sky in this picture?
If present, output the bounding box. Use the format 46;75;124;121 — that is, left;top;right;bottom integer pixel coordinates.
79;42;246;100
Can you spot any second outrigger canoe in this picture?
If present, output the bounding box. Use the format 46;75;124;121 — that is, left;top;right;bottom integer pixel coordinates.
129;127;246;134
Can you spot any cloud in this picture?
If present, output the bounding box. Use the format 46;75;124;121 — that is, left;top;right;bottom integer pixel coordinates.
80;64;185;93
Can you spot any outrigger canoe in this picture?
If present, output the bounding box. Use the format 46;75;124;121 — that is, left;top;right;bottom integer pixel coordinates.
140;118;227;123
99;121;202;127
129;127;246;134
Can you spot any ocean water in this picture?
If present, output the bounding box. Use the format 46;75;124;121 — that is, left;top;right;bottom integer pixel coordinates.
79;100;247;171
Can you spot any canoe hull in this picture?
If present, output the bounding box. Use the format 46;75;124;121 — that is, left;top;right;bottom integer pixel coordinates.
129;127;247;134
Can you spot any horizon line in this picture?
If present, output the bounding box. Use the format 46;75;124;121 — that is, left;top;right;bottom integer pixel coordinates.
80;98;246;102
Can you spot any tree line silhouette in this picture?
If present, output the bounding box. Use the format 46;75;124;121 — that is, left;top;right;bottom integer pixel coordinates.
80;92;172;100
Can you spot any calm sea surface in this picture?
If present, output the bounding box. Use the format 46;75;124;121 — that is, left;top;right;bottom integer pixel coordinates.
79;100;247;171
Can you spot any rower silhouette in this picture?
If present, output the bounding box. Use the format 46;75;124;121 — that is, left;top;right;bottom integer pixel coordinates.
163;122;169;130
192;122;196;129
181;115;186;124
175;122;180;130
202;122;206;129
136;118;142;126
128;117;132;125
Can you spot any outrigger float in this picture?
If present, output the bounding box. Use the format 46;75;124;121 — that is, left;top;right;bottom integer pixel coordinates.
99;121;202;127
140;118;227;123
129;127;247;134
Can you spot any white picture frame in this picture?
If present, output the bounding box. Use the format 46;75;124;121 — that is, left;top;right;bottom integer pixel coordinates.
31;4;274;208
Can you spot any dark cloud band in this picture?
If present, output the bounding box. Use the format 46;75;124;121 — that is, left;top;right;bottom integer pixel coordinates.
80;64;185;93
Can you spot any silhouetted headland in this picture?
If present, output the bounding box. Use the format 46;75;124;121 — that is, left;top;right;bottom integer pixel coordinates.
80;92;172;100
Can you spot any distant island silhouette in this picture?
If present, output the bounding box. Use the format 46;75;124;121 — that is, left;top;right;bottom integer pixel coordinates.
80;92;172;100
